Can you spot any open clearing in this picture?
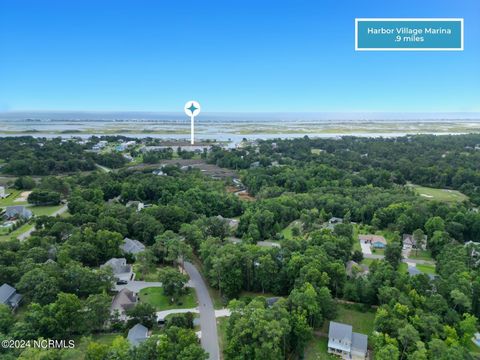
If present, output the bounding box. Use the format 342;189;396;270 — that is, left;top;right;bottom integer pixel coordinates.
409;184;468;203
139;287;197;311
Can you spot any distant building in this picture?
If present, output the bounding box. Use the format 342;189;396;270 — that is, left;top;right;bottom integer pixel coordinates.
0;186;6;199
403;234;427;250
266;297;280;307
0;283;22;310
101;258;134;282
359;234;387;249
5;206;33;220
328;321;368;359
127;323;149;346
216;215;239;229
121;237;146;256
126;201;145;212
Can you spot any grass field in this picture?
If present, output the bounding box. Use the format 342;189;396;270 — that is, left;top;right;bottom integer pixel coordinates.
304;336;336;360
409;184;468;203
132;264;162;282
139;287;197;311
217;317;229;359
408;250;434;261
416;263;436;275
333;304;376;336
280;220;302;239
0;189;27;206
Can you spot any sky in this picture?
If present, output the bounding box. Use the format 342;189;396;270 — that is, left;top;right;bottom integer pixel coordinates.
0;0;479;113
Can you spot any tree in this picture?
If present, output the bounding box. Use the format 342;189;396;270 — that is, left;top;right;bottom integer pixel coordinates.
27;190;61;206
398;324;420;359
158;268;189;302
412;229;425;256
375;344;400;360
385;241;402;269
0;304;14;334
84;293;111;332
425;216;445;237
14;176;36;190
126;303;157;328
135;249;157;280
458;313;477;346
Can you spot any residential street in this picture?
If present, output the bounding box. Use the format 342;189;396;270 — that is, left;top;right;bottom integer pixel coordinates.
18;204;69;241
184;261;220;360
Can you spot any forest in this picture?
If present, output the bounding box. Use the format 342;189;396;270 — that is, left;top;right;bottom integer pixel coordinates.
0;134;479;359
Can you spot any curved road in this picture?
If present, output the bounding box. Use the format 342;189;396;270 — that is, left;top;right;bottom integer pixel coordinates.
18;204;69;241
184;261;220;360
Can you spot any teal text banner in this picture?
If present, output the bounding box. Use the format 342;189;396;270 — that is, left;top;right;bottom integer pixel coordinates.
355;19;463;51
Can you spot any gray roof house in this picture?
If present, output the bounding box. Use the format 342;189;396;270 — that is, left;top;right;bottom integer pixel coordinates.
100;258;134;282
127;323;149;346
328;321;368;360
403;234;427;250
5;206;33;220
111;288;137;320
0;283;23;310
121;238;146;256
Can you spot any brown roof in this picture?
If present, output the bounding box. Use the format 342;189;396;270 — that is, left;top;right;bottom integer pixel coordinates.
112;288;137;313
358;234;387;244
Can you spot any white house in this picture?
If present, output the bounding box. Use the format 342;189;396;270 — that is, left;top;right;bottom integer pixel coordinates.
328;321;368;360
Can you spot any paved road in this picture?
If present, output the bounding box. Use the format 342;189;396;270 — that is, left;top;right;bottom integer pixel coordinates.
184;261;220;360
18;204;69;241
363;253;435;265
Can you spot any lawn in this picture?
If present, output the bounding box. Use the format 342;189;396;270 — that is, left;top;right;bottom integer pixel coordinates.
304;336;336;360
281;220;302;239
409;184;468;203
217;317;229;359
0;189;27;206
139;287;197;310
416;263;436;275
333;304;376;336
466;338;480;354
238;291;277;303
408;250;434;261
132;264;161;282
29;204;64;216
398;262;408;273
0;222;35;242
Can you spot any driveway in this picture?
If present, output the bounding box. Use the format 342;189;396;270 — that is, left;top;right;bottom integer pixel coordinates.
114;281;162;292
184;261;220;360
360;240;372;255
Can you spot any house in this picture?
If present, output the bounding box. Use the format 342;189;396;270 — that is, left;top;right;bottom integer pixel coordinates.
111;288;137;319
121;237;145;256
329;217;344;225
402;234;427;250
216;215;239;229
359;234;387;249
328;321;368;359
127;323;149;346
100;258;134;282
0;283;23;310
126;201;145;212
5;206;33;220
266;297;280;307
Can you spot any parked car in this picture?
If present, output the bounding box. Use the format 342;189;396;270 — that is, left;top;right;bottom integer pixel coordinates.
116;280;128;285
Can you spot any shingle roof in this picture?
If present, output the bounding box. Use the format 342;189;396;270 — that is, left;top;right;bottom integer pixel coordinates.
121;238;145;255
352;332;368;354
101;258;131;274
0;283;16;304
329;321;352;342
127;323;148;346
